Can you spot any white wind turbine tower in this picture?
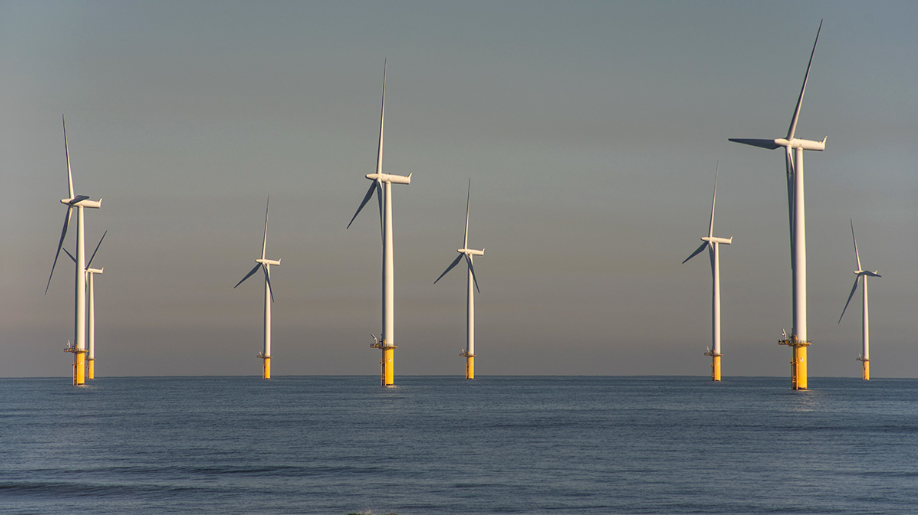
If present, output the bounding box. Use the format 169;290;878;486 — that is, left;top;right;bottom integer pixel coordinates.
235;197;281;379
435;180;485;380
682;165;732;381
347;60;411;387
46;116;102;386
838;220;881;381
729;20;825;390
64;231;106;380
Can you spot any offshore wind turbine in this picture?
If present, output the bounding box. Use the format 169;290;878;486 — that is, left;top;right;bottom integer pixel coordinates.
347;59;411;387
435;180;485;380
46;116;102;386
729;20;825;390
838;220;881;380
682;165;732;381
234;197;281;379
64;231;106;380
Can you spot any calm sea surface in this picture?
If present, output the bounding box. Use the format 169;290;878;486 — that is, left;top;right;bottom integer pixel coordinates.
1;376;917;514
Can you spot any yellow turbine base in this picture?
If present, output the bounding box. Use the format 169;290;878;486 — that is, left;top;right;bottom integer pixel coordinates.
861;359;869;381
87;358;94;380
263;357;271;379
73;351;86;386
712;354;721;382
382;347;395;387
466;355;475;380
792;345;808;390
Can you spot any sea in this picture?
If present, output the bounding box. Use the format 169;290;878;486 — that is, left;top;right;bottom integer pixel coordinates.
1;376;917;514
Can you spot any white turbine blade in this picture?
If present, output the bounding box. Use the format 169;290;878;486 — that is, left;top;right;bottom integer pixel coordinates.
682;242;707;264
434;254;463;284
87;230;107;269
347;182;378;229
787;20;822;140
850;219;862;271
62;115;74;199
838;277;859;324
728;138;781;150
467;254;480;293
263;265;275;303
262;196;270;260
708;245;715;276
46;205;73;294
464;179;471;249
376;59;386;177
234;263;261;289
63;248;76;264
864;271;881;278
785;147;796;270
376;181;384;244
708;162;718;238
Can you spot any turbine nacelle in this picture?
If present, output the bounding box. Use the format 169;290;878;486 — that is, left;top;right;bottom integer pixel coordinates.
86;267;103;275
257;258;281;266
365;172;411;185
458;248;484;256
702;236;733;246
729;137;826;152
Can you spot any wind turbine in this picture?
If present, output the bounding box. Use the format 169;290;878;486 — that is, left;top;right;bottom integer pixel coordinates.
838;220;881;380
683;165;732;381
729;20;825;390
235;197;281;379
64;231;106;380
46;116;102;386
347;59;411;387
435;180;485;380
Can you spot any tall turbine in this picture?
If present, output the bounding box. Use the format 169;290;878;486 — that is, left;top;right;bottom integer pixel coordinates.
729;20;825;390
235;197;281;379
838;220;881;380
683;165;732;381
64;231;106;380
435;180;485;379
46;116;102;386
347;59;411;387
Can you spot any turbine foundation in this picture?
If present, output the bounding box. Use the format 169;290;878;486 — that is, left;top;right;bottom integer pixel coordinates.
858;357;869;381
87;358;94;380
705;351;722;382
372;341;396;387
461;352;475;380
258;353;271;379
66;346;86;386
780;336;810;390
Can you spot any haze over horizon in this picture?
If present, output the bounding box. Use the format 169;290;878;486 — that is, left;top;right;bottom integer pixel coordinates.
2;0;917;379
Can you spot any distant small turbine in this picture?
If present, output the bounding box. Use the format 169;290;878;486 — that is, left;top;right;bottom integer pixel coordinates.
838;220;881;380
347;59;411;387
64;231;106;380
683;164;732;381
235;197;281;379
729;20;825;390
435;180;485;380
46;116;102;386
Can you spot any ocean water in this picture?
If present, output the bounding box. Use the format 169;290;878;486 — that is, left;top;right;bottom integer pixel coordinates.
1;376;917;514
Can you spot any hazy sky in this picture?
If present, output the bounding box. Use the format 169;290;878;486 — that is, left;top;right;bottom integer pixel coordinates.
2;0;917;378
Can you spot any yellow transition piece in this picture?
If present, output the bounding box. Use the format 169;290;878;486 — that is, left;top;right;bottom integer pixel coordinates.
87;358;94;380
263;356;271;380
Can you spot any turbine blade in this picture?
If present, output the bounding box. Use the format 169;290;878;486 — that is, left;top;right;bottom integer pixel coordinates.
63;248;76;264
708;245;715;276
683;242;708;264
347;182;378;229
434;254;463;284
787;20;822;140
262;196;270;260
464;179;471;249
708;162;718;239
87;230;107;269
376;181;384;244
838;277;859;324
786;147;796;270
63;115;74;199
467;254;480;293
376;59;386;176
234;263;261;289
850;219;861;271
46;206;73;294
728;138;781;150
864;271;881;278
264;265;275;303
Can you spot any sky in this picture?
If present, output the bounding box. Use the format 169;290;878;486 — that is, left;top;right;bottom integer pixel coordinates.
2;0;917;379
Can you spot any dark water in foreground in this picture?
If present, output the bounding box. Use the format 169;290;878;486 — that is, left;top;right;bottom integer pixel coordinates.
1;376;917;514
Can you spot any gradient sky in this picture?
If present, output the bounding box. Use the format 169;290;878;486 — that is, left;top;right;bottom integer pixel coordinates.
2;0;917;378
